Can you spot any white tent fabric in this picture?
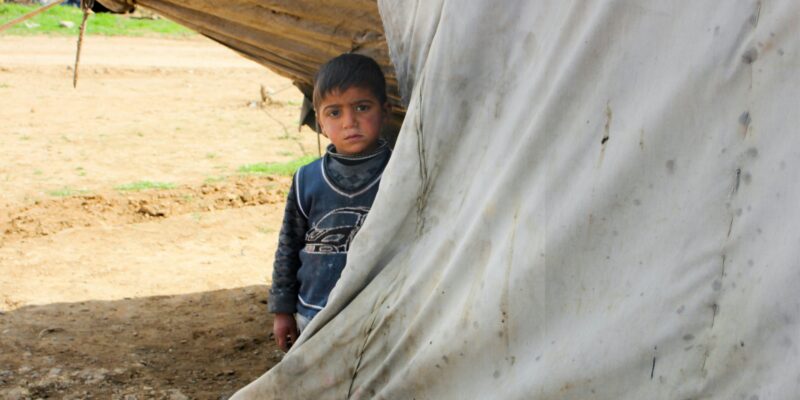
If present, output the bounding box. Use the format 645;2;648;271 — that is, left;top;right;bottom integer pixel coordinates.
233;1;800;398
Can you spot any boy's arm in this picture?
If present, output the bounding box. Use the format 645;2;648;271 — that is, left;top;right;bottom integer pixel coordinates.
268;174;308;314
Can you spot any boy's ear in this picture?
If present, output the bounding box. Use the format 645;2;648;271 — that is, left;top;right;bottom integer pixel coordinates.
382;102;391;119
314;110;327;137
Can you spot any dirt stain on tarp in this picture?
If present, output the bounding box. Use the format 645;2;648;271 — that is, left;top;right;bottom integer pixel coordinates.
650;346;658;380
665;160;676;174
749;1;762;27
597;102;612;167
742;47;759;64
739;111;752;137
639;128;645;150
459;239;494;331
500;206;519;358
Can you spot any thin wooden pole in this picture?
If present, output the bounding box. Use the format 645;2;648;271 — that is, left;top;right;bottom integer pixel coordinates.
0;0;67;33
73;0;94;88
317;130;322;157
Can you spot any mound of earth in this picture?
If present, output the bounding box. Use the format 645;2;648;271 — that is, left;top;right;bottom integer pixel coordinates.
0;286;281;400
1;176;290;245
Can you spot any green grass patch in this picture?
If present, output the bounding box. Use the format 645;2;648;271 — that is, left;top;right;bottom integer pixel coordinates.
0;4;195;37
238;155;317;177
114;180;175;191
204;175;226;184
48;187;89;197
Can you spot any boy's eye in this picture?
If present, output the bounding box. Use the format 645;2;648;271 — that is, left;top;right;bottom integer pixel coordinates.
355;104;371;112
327;109;340;117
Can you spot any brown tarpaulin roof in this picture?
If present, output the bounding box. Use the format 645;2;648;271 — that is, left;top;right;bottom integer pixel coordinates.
97;0;405;138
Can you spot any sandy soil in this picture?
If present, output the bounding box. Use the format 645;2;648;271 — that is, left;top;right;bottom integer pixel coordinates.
0;35;327;399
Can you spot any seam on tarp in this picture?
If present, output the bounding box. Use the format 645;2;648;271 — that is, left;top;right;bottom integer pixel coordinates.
415;71;430;236
345;269;400;399
700;144;749;379
378;0;445;106
346;3;446;396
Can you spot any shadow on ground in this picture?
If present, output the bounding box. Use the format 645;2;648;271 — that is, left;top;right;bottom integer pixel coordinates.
0;285;280;400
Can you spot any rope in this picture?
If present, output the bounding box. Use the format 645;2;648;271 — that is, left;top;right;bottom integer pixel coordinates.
73;0;95;88
0;0;67;33
317;129;322;157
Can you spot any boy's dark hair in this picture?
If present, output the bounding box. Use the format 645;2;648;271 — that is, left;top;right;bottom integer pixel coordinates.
312;53;387;110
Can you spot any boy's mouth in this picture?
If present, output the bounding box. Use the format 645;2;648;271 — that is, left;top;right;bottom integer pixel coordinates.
344;133;363;141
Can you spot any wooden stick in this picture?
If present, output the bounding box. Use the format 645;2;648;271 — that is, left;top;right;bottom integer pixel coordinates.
73;0;94;88
0;0;67;33
317;130;322;157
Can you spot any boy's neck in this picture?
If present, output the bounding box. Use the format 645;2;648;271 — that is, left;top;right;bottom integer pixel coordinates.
329;140;386;158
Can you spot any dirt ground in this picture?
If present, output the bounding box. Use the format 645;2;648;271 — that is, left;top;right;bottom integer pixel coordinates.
0;35;327;399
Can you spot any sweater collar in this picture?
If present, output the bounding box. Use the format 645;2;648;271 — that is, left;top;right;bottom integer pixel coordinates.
326;139;389;161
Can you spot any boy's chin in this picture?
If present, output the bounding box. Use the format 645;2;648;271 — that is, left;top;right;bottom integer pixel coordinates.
336;141;378;156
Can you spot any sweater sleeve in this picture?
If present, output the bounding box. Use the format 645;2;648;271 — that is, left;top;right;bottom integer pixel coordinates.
268;173;308;314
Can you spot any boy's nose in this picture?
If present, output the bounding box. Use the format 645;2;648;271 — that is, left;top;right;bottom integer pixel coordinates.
342;110;358;128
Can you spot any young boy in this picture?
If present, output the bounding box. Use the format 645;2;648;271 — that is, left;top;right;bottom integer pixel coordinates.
268;53;392;351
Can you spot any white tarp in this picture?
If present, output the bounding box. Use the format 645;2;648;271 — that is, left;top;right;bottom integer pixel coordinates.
233;1;800;398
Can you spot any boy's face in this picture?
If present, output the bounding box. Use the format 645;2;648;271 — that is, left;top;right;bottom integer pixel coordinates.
317;86;387;156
